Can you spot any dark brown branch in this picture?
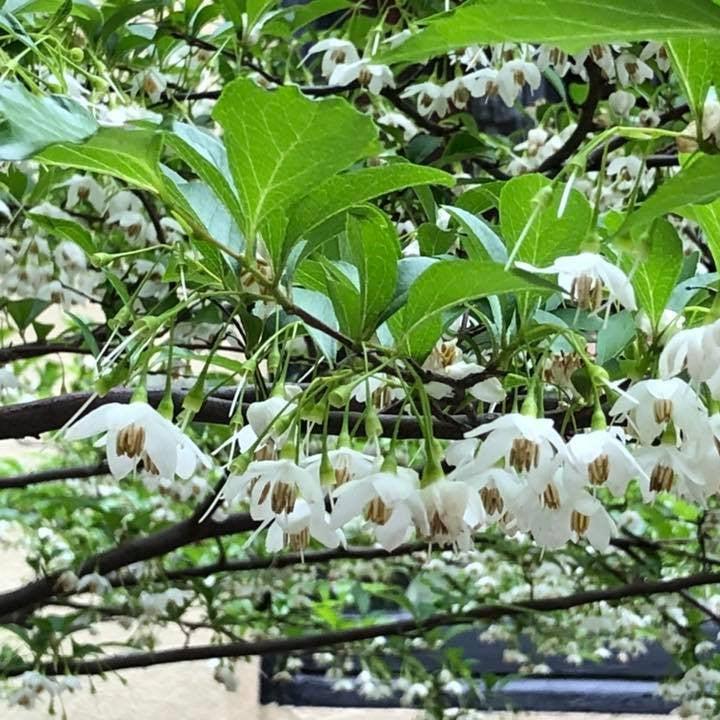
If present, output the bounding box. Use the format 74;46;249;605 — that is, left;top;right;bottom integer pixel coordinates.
537;60;604;175
0;462;108;489
7;568;720;678
0;389;474;443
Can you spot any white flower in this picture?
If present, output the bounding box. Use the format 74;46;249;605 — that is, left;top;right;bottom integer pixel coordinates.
518;252;636;312
635;442;720;502
65;174;105;214
377;111;419;141
330;466;429;550
401;82;449;117
450;464;524;518
97;103;164;127
615;53;654;86
0;367;19;391
76;572;111;595
329;60;395;94
464;68;499;99
54;240;86;274
659;319;720;398
213;664;238;692
458;45;490;69
265;498;341;552
636;308;684;344
132;68;167;103
639;42;671;73
420;479;485;550
466;413;566;473
66;402;210;480
496;59;541;107
303;447;378;486
304;39;360;78
222;459;323;518
608;90;636;117
610;378;708;445
534;46;572;76
607;155;656;193
565;428;650;498
422;339;506;403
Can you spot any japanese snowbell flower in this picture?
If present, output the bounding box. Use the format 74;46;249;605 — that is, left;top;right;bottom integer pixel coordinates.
634;443;719;502
304;447;378;486
377;112;419;141
565;428;650;499
610;378;708;445
608;90;636;117
331;466;429;550
401;82;449;117
517;252;636;312
304;39;360;78
422;340;505;403
496;59;541;107
265;498;340;553
464;68;499;99
329;60;394;94
450;464;524;518
639;42;671;72
466;413;566;474
607;155;656;193
420;479;485;550
132;68;167;103
221;458;323;519
65;402;210;480
615;53;654;87
65;174;105;214
534;46;572;76
659;319;720;398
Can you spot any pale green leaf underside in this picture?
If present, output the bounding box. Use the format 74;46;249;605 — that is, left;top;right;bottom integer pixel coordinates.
380;0;720;63
0;82;97;160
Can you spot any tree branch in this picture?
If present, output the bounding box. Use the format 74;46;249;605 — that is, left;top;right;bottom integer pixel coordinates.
7;568;720;678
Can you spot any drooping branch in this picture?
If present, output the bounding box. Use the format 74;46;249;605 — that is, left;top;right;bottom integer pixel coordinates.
6;568;720;678
0;389;475;442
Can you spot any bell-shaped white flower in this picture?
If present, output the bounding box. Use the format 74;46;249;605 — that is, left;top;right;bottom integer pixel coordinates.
65;402;210;481
466;413;566;474
659;319;720;398
331;466;429;550
450;464;524;519
519;252;636;312
610;378;708;445
634;441;720;503
304;39;360;78
464;68;499;99
65;175;105;214
565;428;650;499
534;46;572;76
265;498;341;553
422;339;505;403
615;53;654;87
608;90;636;117
496;59;541;107
221;458;323;519
401;82;449;117
329;60;395;94
420;479;485;550
303;447;378;486
639;42;670;72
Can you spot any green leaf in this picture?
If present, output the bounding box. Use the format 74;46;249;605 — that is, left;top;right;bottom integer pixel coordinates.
213;78;377;243
417;223;455;256
0;82;97;160
500;174;591;266
27;213;95;255
5;298;49;330
286;163;454;250
398;260;546;359
628;219;683;328
442;205;507;264
597;311;636;365
318;260;362;339
166;122;244;229
684;200;720;268
38;128;163;191
619;154;720;234
667;39;720;126
291;288;339;360
346;207;399;338
380;0;720;64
